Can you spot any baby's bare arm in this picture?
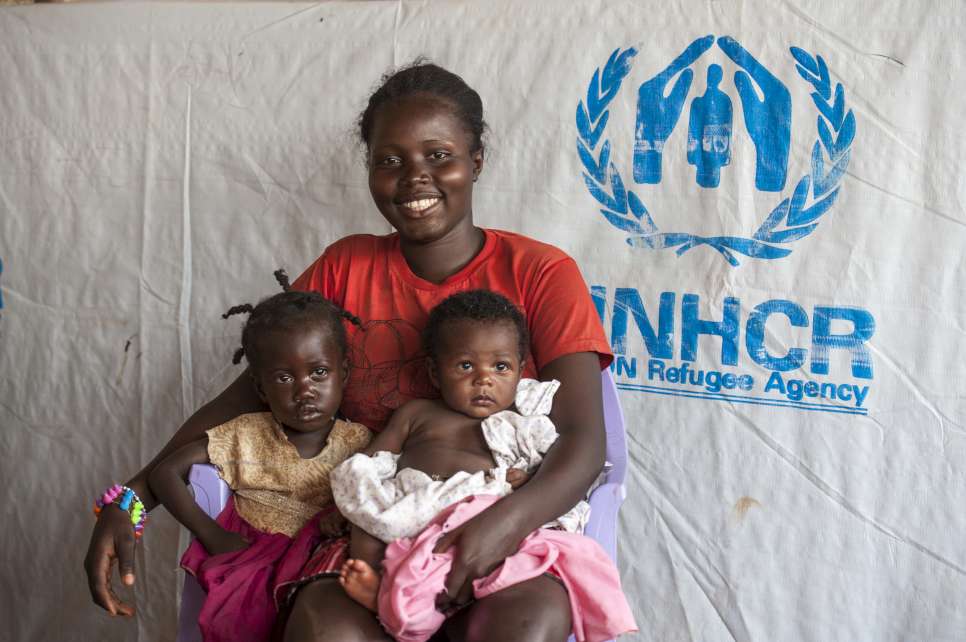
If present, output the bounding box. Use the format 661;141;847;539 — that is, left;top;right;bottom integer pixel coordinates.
360;399;428;456
344;402;428;567
349;525;386;569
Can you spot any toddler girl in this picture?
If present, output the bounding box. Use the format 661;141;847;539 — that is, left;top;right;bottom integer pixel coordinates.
148;271;371;642
330;290;636;642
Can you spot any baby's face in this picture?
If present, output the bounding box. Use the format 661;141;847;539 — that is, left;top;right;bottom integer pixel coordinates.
431;319;523;419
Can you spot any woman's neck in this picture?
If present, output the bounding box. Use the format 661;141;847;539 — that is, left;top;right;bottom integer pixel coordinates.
400;224;485;284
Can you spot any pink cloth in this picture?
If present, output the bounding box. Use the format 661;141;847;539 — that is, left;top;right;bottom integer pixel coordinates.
180;497;335;642
378;495;638;642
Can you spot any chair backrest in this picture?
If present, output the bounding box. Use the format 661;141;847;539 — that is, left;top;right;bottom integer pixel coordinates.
601;368;628;486
568;370;627;642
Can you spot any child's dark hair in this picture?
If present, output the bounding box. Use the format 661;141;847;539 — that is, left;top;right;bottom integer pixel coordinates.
224;270;362;368
358;59;487;153
422;290;529;362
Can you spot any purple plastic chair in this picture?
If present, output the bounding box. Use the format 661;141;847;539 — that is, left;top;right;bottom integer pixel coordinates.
177;369;627;642
177;465;231;642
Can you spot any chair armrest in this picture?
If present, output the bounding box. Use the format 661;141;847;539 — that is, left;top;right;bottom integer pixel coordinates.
600;369;628;486
178;465;231;642
187;464;231;519
584;481;626;563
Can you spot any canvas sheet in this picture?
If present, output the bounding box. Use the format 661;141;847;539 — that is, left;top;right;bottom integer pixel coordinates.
1;1;964;640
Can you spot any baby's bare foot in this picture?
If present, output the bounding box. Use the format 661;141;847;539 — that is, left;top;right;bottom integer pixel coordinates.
339;558;380;612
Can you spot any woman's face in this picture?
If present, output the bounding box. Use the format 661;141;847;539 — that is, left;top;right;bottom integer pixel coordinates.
367;95;484;246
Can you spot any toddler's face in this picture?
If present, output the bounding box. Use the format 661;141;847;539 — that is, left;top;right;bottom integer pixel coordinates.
252;325;347;434
430;319;522;419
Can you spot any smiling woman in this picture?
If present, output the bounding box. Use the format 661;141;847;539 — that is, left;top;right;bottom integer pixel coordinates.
86;61;616;642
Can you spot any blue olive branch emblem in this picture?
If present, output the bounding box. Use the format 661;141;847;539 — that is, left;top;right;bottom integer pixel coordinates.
576;41;855;265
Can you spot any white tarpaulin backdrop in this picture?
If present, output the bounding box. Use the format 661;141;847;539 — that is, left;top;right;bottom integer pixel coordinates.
2;1;966;640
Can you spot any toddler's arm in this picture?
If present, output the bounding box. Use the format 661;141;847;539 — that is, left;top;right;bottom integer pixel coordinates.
148;438;248;556
317;507;348;538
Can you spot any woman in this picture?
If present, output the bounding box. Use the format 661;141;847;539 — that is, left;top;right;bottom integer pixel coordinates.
86;62;613;642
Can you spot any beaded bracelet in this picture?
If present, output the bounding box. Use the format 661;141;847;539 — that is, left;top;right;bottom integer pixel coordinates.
93;484;148;538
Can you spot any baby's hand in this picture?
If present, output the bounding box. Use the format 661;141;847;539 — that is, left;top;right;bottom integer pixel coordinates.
202;528;249;556
506;468;531;490
317;509;348;538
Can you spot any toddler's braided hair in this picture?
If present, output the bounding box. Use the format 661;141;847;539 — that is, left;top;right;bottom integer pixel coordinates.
422;290;529;363
224;269;362;368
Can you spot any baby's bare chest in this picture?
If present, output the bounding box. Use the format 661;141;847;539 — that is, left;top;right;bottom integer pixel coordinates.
397;415;496;480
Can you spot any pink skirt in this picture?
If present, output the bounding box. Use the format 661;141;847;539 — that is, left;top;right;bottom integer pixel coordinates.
180;497;347;642
379;495;638;642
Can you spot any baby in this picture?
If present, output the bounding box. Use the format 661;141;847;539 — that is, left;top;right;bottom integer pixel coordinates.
331;290;636;642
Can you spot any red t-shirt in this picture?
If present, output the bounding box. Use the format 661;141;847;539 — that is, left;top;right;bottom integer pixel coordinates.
292;228;612;431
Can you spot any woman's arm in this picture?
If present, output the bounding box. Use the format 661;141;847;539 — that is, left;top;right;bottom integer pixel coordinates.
517;352;606;510
148;438;248;556
434;351;605;606
84;370;265;615
131;371;265;510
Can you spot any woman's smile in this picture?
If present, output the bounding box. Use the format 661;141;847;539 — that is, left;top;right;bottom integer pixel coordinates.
397;195;442;216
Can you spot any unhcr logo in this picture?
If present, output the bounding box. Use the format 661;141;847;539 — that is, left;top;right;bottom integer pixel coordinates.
576;36;855;265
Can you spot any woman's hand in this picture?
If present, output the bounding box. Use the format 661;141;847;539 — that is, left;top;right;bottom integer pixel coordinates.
432;503;527;610
201;528;250;556
83;504;137;617
85;373;265;616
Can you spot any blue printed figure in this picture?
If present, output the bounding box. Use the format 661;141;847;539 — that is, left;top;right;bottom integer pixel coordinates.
687;65;732;188
634;35;714;184
717;36;791;192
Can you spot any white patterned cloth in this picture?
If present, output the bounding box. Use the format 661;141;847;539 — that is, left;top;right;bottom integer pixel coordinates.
331;378;590;543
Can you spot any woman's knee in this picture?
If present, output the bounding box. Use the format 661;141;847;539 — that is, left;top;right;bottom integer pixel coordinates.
446;576;572;642
283;578;390;642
